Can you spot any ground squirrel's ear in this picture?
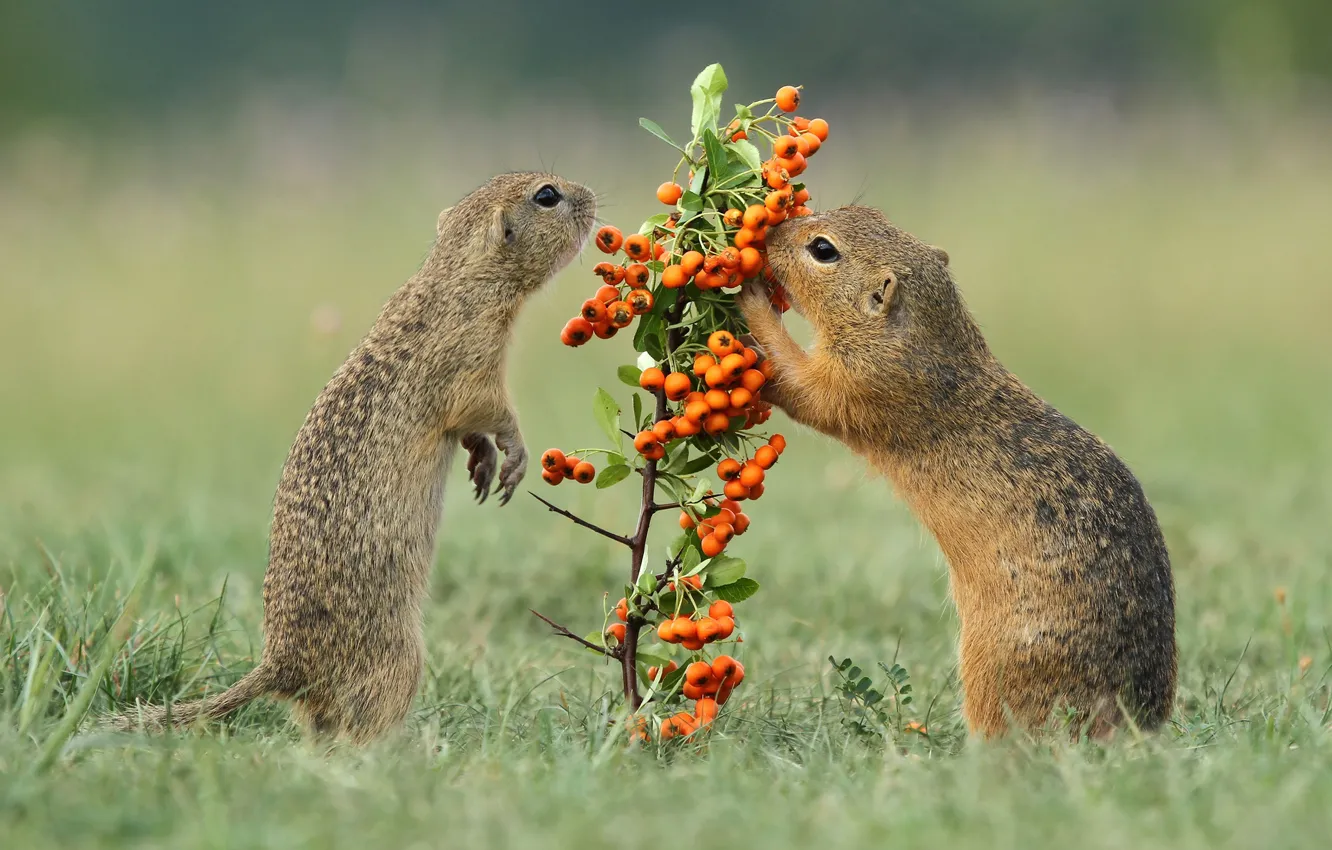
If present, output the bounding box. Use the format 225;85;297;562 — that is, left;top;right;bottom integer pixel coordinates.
865;272;899;317
483;206;515;252
930;245;950;267
436;207;453;236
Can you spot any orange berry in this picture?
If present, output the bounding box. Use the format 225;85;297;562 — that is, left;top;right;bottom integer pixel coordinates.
622;234;651;261
671;617;699;643
719;499;743;515
704;364;728;389
740;369;766;393
720;353;747;380
713;523;735;544
725;388;750;410
738;247;764;277
704;389;730;411
663;371;692;401
723;208;743;228
660;712;698;739
799;132;821;156
580;299;607;324
681;682;707;701
741;205;767;230
572;461;596;483
683;574;703;591
714;508;737;526
593;321;618;340
658;620;679;643
541;468;564;485
674;416;701;437
747;482;765;500
657;182;683;204
719;247;741;270
638;367;666;392
766;207;787;226
732;513;750;535
680;251;706;277
733;228;758;251
773;136;800;159
627;289;654;315
563;317;593;346
807;118;829;141
633;430;659;453
701;533;725;557
606;301;634;329
790;116;811;132
775;86;800;112
704;411;731;434
684;400;711;424
758;359;776;379
685;662;714;688
754;445;778;469
540;449;567;471
790;206;812;218
681;637;705;651
708;600;734;619
764;163;789;190
722;480;750;501
765;188;793;212
607;623;626;643
661;265;689;289
707;330;739;357
652;242;666;261
693;353;717;377
695;696;719;724
595;283;621;303
714;682;735;705
563;456;579;474
696;518;716;538
595;226;624;254
769;433;787;454
623;263;649;289
615;597;628;620
679;510;697;531
713;615;736;639
652;419;676;442
593;262;626;284
712;655;744;686
738;463;765;488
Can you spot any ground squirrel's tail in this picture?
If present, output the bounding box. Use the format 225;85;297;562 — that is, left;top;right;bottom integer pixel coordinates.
105;664;277;732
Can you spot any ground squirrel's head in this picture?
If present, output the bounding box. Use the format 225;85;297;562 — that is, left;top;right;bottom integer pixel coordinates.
434;172;596;292
765;205;988;377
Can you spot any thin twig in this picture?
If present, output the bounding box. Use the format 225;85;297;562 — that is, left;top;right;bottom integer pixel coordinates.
527;492;633;547
530;609;616;658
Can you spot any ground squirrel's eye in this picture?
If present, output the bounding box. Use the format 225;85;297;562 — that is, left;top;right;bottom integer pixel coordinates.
533;185;562;208
807;237;840;263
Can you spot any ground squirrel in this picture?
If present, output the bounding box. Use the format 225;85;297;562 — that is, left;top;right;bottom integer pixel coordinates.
738;206;1176;738
111;172;596;743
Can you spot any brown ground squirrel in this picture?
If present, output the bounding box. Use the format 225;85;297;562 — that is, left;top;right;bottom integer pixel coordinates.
738;206;1176;738
111;172;596;743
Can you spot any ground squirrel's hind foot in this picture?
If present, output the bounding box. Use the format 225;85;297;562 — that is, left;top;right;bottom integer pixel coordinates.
461;433;498;503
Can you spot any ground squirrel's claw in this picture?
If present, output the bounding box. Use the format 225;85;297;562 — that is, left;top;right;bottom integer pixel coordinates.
461;434;498;504
494;438;528;507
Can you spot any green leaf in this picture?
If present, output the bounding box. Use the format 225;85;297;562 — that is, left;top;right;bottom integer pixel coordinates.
634;313;664;360
689;167;708;195
734;103;754;120
632;393;645;430
710;577;759;603
728;138;763;173
689;477;710;506
679;191;705;213
583;631;607;649
593;388;621;447
680;544;702;573
704;555;746;587
663;446;690;475
679;453;716;475
689;63;729;138
702;128;732;184
639;117;686;153
595;463;632;489
636;568;657;596
635;652;672;670
638;213;671;235
617;365;642;388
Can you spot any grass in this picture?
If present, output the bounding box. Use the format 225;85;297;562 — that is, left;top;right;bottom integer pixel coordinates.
2;96;1331;848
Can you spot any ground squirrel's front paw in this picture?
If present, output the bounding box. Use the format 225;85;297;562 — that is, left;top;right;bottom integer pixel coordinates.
461;433;498;504
493;434;528;506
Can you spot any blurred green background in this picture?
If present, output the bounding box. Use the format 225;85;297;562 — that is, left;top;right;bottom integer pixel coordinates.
2;4;1331;848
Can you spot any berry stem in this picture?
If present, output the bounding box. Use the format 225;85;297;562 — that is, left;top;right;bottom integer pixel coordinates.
527;492;633;547
529;609;616;658
620;297;688;710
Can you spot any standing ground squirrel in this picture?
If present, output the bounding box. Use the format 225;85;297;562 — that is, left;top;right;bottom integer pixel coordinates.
111;172;596;743
738;206;1176;738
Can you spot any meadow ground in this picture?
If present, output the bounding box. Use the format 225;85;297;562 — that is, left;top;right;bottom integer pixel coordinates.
1;98;1331;848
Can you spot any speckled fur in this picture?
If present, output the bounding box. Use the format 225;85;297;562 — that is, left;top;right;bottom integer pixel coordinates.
109;173;596;743
738;206;1176;738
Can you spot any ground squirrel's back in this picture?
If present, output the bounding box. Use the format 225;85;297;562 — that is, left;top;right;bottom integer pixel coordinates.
740;205;1176;737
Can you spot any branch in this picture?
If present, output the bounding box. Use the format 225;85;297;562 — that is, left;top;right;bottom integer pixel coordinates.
530;609;617;658
527;492;633;547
